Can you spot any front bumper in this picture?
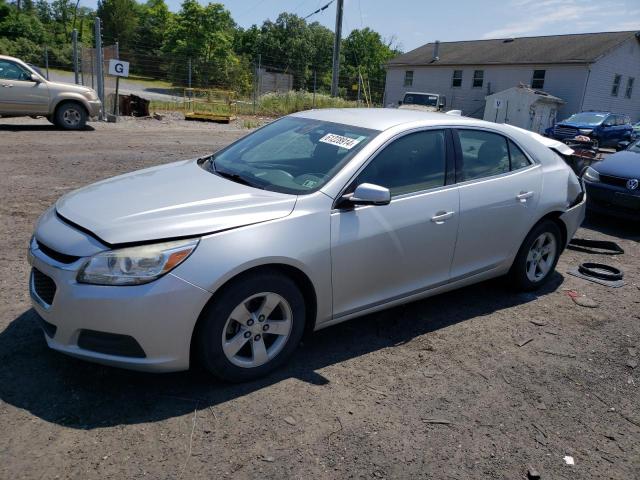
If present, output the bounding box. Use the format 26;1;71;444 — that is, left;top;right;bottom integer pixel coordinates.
86;100;102;118
28;240;211;372
584;181;640;220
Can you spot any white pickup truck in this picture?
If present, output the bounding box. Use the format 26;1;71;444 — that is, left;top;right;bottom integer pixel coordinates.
398;92;446;112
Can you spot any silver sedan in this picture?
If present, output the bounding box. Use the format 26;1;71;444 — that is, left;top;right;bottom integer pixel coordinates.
28;109;586;381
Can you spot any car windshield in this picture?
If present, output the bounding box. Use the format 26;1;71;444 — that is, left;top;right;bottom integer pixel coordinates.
403;94;438;107
564;112;607;126
207;117;378;194
627;139;640;153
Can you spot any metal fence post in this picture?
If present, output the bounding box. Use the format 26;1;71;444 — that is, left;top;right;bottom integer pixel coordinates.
313;69;317;109
188;58;192;90
72;29;79;84
95;17;104;120
44;45;49;80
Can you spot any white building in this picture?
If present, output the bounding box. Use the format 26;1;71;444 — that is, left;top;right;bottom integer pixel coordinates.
384;31;640;121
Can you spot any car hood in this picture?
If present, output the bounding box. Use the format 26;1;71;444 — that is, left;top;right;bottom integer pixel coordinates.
556;121;601;129
592;150;640;178
55;159;297;245
45;80;96;95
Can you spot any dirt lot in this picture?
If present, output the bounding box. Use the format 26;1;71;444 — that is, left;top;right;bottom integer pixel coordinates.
1;116;639;480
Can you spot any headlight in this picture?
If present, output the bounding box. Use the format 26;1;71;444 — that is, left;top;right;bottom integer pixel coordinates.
82;90;99;101
77;238;199;286
579;129;593;135
582;166;600;183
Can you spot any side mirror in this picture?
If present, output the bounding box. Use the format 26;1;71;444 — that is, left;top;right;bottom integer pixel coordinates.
340;183;391;208
398;100;403;105
30;73;41;83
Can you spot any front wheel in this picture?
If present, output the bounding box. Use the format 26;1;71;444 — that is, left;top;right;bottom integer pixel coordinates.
55;102;87;130
508;220;562;291
196;271;306;382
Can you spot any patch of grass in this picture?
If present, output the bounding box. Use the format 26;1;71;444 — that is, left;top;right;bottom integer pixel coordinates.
151;91;361;118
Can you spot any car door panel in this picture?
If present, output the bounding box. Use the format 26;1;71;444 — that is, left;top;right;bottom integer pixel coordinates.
451;167;542;278
0;60;49;114
330;128;459;318
331;188;460;317
450;129;543;279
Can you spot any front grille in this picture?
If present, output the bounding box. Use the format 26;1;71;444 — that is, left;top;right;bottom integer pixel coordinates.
600;174;630;188
36;240;81;264
32;268;57;306
77;330;146;358
554;125;578;137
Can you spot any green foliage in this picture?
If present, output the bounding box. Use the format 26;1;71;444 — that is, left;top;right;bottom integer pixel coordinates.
0;0;402;105
97;0;139;46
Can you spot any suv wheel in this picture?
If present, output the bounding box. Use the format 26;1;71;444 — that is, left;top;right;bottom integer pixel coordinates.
196;271;306;382
55;102;87;130
508;220;562;291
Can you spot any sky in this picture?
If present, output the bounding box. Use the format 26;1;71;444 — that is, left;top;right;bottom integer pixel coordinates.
80;0;640;52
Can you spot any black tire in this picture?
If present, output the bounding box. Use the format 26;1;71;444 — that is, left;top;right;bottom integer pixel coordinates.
196;271;306;382
508;219;562;291
54;101;87;130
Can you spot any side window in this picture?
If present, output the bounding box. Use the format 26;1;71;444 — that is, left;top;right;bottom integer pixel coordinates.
508;140;531;170
611;74;621;96
354;130;446;196
458;130;509;181
472;70;484;88
403;71;413;87
532;70;546;89
0;60;30;81
451;70;463;87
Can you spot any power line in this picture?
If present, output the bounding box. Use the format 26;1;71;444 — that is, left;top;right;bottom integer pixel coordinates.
304;0;334;19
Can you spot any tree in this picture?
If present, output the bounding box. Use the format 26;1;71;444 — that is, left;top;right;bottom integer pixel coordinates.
163;1;240;88
97;0;139;49
342;28;399;103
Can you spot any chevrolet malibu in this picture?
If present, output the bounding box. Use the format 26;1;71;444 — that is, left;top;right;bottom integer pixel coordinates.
29;109;585;382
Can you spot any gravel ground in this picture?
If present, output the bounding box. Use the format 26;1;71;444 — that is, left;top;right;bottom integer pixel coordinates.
0;116;639;480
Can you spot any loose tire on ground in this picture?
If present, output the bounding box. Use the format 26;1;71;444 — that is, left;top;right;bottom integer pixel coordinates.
196;271;306;382
54;102;87;130
508;219;562;291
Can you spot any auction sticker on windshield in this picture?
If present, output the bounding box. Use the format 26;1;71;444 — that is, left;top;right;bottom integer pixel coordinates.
319;133;362;150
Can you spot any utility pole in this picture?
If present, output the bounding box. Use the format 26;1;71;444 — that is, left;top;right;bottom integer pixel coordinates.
72;29;79;84
95;17;105;120
330;0;344;97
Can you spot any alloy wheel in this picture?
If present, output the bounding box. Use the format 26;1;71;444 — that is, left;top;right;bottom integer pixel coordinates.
62;108;81;127
525;232;557;282
221;292;293;368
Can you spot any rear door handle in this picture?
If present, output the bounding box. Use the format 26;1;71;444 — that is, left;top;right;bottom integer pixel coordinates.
431;211;455;224
1;84;13;88
516;191;534;203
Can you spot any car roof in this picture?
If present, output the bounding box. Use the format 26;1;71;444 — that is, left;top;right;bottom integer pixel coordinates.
292;108;492;131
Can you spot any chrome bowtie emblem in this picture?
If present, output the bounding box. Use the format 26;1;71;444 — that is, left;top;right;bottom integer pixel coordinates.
627;178;639;190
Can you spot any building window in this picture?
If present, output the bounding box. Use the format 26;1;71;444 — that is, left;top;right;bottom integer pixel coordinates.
472;70;484;88
532;70;546;89
626;77;635;98
451;70;462;87
611;74;622;96
404;71;413;87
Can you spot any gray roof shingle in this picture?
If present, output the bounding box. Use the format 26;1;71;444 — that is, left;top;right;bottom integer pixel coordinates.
387;31;639;67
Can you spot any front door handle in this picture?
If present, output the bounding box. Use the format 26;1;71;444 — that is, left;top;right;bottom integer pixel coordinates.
1;84;13;88
516;191;534;203
431;211;455;224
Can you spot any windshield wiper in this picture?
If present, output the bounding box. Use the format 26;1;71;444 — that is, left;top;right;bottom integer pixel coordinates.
207;155;264;189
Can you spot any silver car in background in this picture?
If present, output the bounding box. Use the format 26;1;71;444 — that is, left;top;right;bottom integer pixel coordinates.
28;109;585;382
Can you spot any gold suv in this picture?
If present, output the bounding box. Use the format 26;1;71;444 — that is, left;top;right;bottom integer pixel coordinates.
0;54;101;129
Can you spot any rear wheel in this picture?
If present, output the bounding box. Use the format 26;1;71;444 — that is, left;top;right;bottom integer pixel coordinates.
55;102;87;130
508;220;562;291
196;271;306;382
